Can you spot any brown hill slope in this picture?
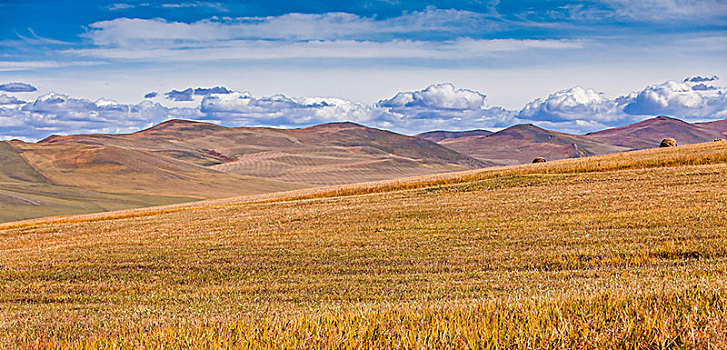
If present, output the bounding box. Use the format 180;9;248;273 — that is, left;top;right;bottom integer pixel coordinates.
437;124;629;165
416;129;493;143
695;118;727;139
585;116;725;149
41;120;487;186
0;141;206;223
2;120;486;222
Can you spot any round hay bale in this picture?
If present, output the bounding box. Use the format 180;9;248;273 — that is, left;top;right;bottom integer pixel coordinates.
659;138;677;147
532;157;547;163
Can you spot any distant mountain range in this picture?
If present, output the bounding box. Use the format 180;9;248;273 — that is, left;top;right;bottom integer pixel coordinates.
417;116;727;165
1;115;725;222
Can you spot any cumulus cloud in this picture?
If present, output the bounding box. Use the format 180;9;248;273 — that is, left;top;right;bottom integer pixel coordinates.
621;80;727;119
165;86;232;101
376;83;515;133
517;87;626;127
166;88;195;101
0;94;25;105
199;91;379;127
379;83;486;110
0;93;173;140
512;78;727;131
3;77;727;141
0;82;37;92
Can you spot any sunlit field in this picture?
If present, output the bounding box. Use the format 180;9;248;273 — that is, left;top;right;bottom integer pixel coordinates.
2;141;727;349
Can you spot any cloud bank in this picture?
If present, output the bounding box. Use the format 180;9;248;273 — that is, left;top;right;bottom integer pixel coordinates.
0;93;173;140
1;76;727;140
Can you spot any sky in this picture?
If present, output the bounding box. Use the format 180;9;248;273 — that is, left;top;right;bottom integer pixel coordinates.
0;0;726;140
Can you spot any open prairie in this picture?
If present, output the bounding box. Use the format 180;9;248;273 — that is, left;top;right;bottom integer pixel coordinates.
1;141;727;348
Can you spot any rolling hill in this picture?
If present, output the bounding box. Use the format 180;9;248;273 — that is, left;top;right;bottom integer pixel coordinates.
3;116;727;223
2;141;727;348
421;116;727;165
585;116;726;149
435;123;629;165
1;120;485;222
416;129;493;143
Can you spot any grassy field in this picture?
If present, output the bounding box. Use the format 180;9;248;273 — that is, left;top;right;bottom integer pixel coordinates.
1;142;727;348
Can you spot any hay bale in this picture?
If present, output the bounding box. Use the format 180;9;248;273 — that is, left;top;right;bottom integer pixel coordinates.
659;138;677;147
532;157;547;163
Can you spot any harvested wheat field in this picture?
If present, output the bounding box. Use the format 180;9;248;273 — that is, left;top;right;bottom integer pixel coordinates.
2;141;727;349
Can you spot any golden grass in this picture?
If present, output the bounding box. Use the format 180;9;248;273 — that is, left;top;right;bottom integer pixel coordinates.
1;141;727;348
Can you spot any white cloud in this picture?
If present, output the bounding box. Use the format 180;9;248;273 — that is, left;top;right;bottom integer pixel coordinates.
379;83;487;110
517;86;624;123
3;77;727;141
68;37;582;62
512;79;727;131
376;83;516;133
107;3;135;11
69;10;582;62
84;9;494;47
0;94;25;105
199;92;379;126
559;0;727;24
160;2;228;11
0;93;172;140
599;0;727;22
0;60;100;72
622;80;727;119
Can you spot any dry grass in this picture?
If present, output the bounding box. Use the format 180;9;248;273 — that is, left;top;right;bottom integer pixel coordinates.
1;141;727;348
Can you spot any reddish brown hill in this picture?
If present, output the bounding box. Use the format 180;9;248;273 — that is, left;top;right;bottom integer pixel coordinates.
585;116;725;149
416;130;493;143
437;124;628;165
696;119;727;139
27;119;488;190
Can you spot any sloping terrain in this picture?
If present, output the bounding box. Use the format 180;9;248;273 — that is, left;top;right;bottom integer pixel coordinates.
5;116;726;222
37;120;486;187
586;116;725;149
437;124;629;165
209;122;488;185
0;141;199;222
421;116;727;165
416;129;493;143
698;118;727;138
2;141;726;348
13;140;298;197
1;120;485;222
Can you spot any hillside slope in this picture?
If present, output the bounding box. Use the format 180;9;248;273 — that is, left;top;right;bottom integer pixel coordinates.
586;116;725;149
0;141;202;222
2;120;485;222
39;120;487;187
420;116;727;165
438;124;629;165
416;129;493;143
2;141;726;348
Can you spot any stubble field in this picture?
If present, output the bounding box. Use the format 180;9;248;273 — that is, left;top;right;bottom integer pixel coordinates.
1;142;727;349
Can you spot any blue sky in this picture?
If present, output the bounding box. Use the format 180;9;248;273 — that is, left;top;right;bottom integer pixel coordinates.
1;0;726;140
